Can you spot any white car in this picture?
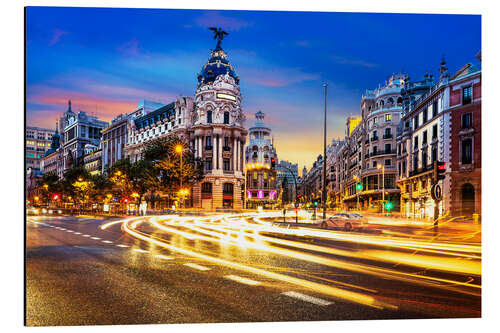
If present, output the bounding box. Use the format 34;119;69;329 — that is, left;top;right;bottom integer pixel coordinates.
319;213;367;231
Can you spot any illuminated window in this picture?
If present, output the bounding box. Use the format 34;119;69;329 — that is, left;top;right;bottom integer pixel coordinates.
385;114;391;122
26;140;34;145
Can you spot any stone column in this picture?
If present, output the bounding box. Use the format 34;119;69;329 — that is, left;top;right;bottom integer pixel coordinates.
212;180;223;209
233;137;237;171
234;180;242;209
218;135;223;171
213;134;217;170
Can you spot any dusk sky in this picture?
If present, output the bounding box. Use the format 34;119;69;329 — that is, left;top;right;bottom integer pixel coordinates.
26;7;481;171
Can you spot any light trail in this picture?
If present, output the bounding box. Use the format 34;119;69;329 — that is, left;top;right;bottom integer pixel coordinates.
122;218;394;310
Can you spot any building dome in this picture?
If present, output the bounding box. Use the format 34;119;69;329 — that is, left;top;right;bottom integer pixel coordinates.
43;122;61;157
197;48;239;85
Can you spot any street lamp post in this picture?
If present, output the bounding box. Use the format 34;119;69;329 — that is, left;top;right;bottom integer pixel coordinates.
377;164;385;214
175;144;183;208
322;83;327;221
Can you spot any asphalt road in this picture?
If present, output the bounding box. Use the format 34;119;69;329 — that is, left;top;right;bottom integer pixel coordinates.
25;213;481;326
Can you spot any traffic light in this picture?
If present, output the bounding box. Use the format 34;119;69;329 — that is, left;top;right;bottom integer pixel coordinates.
271;157;276;168
52;194;60;200
123;197;129;203
313;199;318;207
384;201;393;211
433;161;446;183
356;183;363;192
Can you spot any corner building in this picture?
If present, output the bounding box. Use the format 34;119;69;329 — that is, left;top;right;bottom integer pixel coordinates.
191;44;247;210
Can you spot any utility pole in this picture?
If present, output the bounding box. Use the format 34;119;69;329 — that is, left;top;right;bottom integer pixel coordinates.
322;83;328;221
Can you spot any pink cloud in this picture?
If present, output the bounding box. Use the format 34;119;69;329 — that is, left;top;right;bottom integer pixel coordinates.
194;12;252;31
48;29;68;46
118;38;141;56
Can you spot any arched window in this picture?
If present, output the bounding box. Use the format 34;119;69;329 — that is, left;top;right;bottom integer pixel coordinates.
388;97;394;105
397;97;403;105
223;183;234;194
461;183;475;216
207;110;213;123
380;100;385;106
201;182;212;199
224;111;230;124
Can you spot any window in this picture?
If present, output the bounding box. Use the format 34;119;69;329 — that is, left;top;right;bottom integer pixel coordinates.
201;182;212;197
423;108;428;123
253;171;257;180
462;113;473;129
385;114;391;122
414;136;418;150
462;86;472;105
26;140;34;145
462;139;473;164
223;158;230;171
423;130;427;144
224;111;230;124
385;144;391;153
207;110;213;123
414;115;419;130
422;149;428;167
373;117;377;124
432;124;438;139
432;101;438;118
205;158;212;170
405;121;410;128
373;146;378;154
431;147;437;163
413;155;419;170
372;161;377;168
384;127;392;138
223;183;234;194
205;136;212;149
402;161;407;175
385;159;391;166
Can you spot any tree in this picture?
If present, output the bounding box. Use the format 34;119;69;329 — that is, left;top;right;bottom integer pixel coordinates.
37;172;60;206
143;136;204;195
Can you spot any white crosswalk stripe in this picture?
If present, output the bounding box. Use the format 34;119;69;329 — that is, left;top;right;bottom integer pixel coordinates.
224;275;261;286
184;263;210;271
281;291;333;306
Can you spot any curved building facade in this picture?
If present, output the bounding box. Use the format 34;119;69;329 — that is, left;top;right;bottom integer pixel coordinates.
244;111;278;208
190;42;248;209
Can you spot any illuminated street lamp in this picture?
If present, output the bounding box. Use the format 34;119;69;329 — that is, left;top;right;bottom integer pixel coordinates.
377;164;385;214
175;144;184;208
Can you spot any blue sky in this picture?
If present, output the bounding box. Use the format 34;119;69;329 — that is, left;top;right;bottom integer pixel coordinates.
26;7;481;169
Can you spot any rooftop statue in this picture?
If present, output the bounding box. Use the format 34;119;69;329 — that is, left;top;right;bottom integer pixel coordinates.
209;27;229;50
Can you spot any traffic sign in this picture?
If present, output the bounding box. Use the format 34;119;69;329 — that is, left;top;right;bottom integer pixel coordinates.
431;184;442;201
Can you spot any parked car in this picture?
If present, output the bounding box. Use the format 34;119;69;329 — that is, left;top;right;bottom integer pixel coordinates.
319;212;368;231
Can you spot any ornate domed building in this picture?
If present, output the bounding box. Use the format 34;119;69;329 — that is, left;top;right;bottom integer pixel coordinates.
190;29;248;209
244;111;278;208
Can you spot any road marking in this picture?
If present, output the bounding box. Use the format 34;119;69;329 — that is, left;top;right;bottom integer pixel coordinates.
82;234;90;237
154;254;174;260
281;291;333;306
184;263;210;271
102;240;113;244
133;248;149;253
116;244;129;248
224;275;261;286
66;230;74;233
91;237;101;240
74;232;81;235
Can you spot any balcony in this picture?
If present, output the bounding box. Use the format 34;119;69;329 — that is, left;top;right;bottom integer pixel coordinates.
369;149;396;157
383;134;393;139
205;145;213;151
223;169;234;175
223;146;231;152
371;136;379;142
